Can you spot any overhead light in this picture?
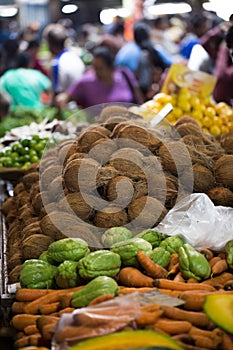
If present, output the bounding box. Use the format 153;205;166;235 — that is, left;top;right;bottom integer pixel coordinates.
61;4;78;14
148;2;192;16
203;0;233;21
0;6;18;17
100;8;130;25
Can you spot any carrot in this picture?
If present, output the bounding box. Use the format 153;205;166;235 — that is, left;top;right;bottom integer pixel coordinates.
211;259;228;275
187;277;198;283
154;318;192;335
55;325;92;343
224;279;233;290
161;305;211;328
173;272;185;283
190;326;223;349
25;286;83;315
140;303;161;312
168;253;179;272
36;315;59;334
11;314;40;331
88;293;114;306
222;331;233;350
40;323;57;341
167;263;180;277
201;272;233;286
119;287;156;294
136;309;163;327
59;292;74;309
157;288;181;298
218;252;227;259
58;307;76;316
153;279;215;291
14;333;41;348
191;334;217;349
136;250;168;278
118;267;154;287
15;288;53;302
198;248;214;261
11;301;30;314
39;301;60;315
208;256;221;268
24;324;39;335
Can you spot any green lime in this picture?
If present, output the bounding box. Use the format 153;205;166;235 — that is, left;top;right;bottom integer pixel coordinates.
30;155;39;163
20;138;31;147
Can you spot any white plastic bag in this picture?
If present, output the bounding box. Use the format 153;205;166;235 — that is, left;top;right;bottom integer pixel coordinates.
156;193;233;251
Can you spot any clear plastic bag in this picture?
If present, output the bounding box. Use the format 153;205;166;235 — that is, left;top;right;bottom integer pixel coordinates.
156;193;233;251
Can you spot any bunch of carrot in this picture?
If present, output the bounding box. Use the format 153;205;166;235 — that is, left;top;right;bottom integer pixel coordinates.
10;249;233;349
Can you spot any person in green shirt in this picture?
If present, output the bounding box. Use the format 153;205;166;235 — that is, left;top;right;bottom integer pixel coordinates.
0;51;51;110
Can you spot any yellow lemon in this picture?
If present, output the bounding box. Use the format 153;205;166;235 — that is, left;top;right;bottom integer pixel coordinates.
202;116;212;128
172;107;183;119
204;106;216;118
192;109;203;121
210;125;221;137
190;95;201;109
153;92;173;104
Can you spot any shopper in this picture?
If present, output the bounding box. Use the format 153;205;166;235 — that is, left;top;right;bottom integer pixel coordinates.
43;23;85;100
55;45;143;110
0;51;51;110
25;36;49;77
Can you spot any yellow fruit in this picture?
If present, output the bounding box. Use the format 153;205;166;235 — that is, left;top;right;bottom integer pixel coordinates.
210;125;221;137
171;107;183;119
214;101;229;114
192;110;203;121
153;92;173;104
204;106;216;118
202;116;212;128
190;95;201;109
178;87;192;100
177;99;191;113
221;125;229;134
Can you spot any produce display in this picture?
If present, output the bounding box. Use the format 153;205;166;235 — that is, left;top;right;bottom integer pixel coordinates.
0;103;232;350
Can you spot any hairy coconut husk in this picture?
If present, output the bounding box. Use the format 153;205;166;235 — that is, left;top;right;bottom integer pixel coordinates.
214;155;233;190
22;221;42;240
192;163;216;193
58;192;94;221
5;209;18;226
8;220;21;239
88;138;118;164
63;158;100;193
109;148;145;179
219;133;233;155
143;155;163;173
29;183;40;201
1;196;16;215
39;155;59;173
13;182;25;196
40;210;82;239
182;134;205;149
175;115;201;128
7;252;23;272
58;141;77;165
175;122;204;138
115;138;152;156
19;203;36;220
47;175;65;202
31;191;47;214
186;145;215;169
77;127;110;153
22;172;39;190
65;152;87;167
207;187;233;207
158;141;192;175
95;165;119;187
39;202;61;219
98;105;129;123
133;178;148;199
40;165;62;191
145;173;166;203
25;162;40;174
103;116;129;131
17;190;30;207
117;124;162;152
94;205;128;228
8;265;23;284
128;196;167;228
111;121;133;138
22;234;54;260
106;175;134;205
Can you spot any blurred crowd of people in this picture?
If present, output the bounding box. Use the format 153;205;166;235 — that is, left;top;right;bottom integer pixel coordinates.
0;9;233;118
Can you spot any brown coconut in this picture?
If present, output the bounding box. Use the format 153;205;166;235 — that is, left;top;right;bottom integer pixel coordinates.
214;155;233;190
133;178;148;199
29;183;40;201
22;172;39;190
13;182;25;196
63;157;100;193
8;265;23;284
1;196;16;215
47;175;65;202
182;134;205;149
103;115;129;131
175;122;204;138
7;252;23;272
175;115;201;128
219;133;233;154
107;176;134;204
192;163;216;193
65;152;87;166
58;141;77;165
39;210;83;239
98;105;129;123
158;141;192;175
88;138;118;164
77;128;110;152
109;148;145;179
39;156;59;173
40;165;62;191
117;124;162;152
22;234;54;260
96;165;119;187
128;196;167;228
94;205;128;228
207;187;233;207
22;221;42;240
58;192;94;221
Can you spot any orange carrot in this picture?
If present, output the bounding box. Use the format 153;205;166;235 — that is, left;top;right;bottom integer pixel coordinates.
39;301;60;315
167;263;180;277
198;248;214;261
40;323;57;341
119;287;156;294
168;253;179;272
58;307;75;316
36;315;59;333
222;331;233;350
191;334;217;349
11;314;40;331
137;250;168;278
173;272;185;283
154;318;192;335
88;293;114;306
24;324;39;335
153;279;215;291
118;267;154;287
224;279;233;290
161;305;211;328
201;272;233;286
211;259;228;275
136;309;163;327
15;288;53;302
187;277;198;283
208;256;221;268
11;301;30;314
157;288;181;298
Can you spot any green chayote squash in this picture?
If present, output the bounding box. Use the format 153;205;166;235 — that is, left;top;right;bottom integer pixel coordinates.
78;250;121;280
150;247;171;268
47;238;89;263
110;237;152;267
39;250;58;265
160;235;184;254
179;243;211;281
71;275;119;308
20;259;57;289
55;260;82;289
135;229;163;248
101;226;133;248
225;239;233;269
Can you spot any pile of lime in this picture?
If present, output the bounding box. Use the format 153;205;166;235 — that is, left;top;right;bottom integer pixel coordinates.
0;135;54;170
